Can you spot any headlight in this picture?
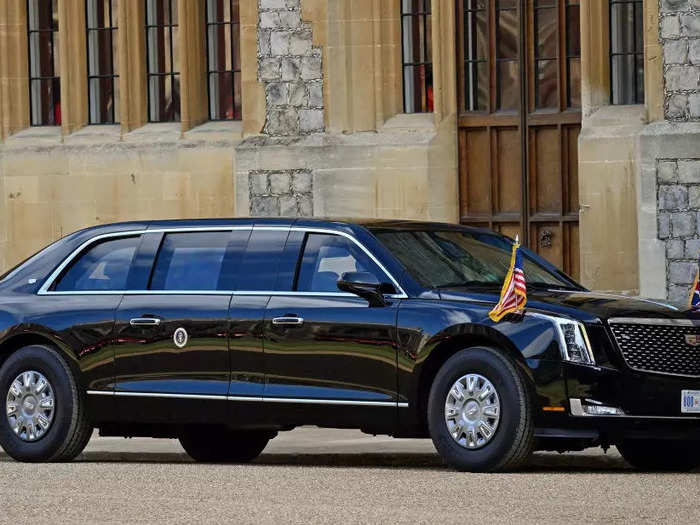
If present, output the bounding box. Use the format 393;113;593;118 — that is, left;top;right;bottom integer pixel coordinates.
552;318;595;364
530;313;595;365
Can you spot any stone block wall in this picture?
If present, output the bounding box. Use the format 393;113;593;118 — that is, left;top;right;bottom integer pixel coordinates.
649;2;700;299
258;0;324;136
0;125;240;269
249;168;313;216
660;0;700;120
657;158;700;301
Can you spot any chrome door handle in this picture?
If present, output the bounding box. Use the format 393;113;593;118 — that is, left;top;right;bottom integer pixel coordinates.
272;316;304;326
130;318;161;326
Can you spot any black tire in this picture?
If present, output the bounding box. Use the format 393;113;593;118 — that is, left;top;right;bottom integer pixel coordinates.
428;347;534;472
0;345;93;462
179;427;276;463
617;439;700;472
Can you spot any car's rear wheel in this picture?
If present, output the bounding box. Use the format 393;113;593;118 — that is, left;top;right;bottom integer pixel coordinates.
0;345;93;462
617;439;700;471
428;346;534;472
179;427;276;463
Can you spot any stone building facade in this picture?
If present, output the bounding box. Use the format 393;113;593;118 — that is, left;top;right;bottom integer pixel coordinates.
0;0;697;301
635;0;700;301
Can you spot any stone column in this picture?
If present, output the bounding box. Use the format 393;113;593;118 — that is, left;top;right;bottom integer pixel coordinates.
58;0;88;135
179;0;208;133
118;0;147;133
0;0;30;140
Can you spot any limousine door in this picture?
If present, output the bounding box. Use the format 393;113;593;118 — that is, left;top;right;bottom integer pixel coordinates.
263;231;400;431
111;230;240;423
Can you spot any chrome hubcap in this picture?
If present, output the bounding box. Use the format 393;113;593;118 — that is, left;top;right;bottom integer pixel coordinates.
5;371;55;442
444;373;500;450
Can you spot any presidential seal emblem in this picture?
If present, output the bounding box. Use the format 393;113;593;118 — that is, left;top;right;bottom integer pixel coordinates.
173;327;188;348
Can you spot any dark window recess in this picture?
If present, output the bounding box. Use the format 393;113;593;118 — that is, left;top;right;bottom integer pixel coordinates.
145;0;180;122
206;0;241;121
27;0;61;126
534;0;558;109
150;232;233;291
565;0;581;108
236;229;290;291
610;0;644;105
296;234;387;293
86;0;120;124
401;0;433;113
496;0;519;111
461;0;488;112
54;237;140;292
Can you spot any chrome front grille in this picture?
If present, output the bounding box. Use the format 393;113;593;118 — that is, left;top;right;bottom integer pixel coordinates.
608;319;700;378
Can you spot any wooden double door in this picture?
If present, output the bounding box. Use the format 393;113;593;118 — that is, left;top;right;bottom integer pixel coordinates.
457;0;581;279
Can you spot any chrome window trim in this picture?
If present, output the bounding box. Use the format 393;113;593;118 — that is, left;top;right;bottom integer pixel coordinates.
608;317;700;327
86;390;409;408
37;225;408;298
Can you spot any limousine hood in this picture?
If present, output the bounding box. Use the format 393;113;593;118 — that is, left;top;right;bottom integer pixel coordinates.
436;288;690;323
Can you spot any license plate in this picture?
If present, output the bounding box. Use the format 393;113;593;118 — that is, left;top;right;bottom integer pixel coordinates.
681;390;700;413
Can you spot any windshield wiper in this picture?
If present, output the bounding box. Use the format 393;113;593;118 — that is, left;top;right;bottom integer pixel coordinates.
528;282;578;291
435;280;501;289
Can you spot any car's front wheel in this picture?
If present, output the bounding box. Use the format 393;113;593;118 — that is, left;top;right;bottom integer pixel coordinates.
428;346;534;472
179;427;277;463
0;345;93;462
617;439;700;471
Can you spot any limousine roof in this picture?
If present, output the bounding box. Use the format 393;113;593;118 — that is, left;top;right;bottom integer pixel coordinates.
72;217;481;235
0;217;488;294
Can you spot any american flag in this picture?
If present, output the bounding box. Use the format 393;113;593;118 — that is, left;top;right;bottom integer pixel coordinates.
489;239;527;322
689;255;700;311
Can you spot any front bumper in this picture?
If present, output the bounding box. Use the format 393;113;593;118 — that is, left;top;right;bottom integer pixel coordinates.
533;361;700;442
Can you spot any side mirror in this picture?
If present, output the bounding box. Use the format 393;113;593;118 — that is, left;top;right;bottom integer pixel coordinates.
337;272;390;307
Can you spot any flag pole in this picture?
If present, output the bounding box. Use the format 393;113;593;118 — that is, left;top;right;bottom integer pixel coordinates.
514;234;519;310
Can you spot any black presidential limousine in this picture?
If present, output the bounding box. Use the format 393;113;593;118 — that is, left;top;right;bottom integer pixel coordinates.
1;218;699;471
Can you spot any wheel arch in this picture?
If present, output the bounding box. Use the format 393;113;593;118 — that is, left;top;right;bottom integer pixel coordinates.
412;327;533;432
0;332;78;374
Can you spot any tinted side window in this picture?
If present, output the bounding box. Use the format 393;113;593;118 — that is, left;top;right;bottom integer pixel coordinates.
296;234;387;293
150;232;233;291
236;229;289;291
54;236;140;292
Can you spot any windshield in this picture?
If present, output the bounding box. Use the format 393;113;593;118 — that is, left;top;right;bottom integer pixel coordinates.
373;229;578;290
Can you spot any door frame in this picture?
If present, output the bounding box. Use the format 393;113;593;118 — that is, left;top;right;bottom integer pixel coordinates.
455;0;581;276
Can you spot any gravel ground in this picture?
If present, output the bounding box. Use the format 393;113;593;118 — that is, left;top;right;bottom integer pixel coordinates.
0;427;698;524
